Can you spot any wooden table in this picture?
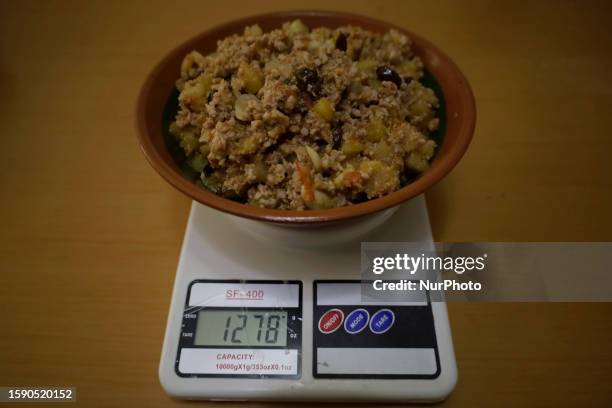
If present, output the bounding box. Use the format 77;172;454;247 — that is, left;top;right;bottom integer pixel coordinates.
1;0;611;406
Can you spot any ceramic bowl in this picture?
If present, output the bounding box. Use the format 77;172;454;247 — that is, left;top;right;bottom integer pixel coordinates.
136;10;476;229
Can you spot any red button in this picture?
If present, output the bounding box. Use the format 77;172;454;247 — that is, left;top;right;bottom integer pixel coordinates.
318;309;344;334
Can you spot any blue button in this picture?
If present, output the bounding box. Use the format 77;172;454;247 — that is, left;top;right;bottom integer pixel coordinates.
344;309;369;334
369;309;395;334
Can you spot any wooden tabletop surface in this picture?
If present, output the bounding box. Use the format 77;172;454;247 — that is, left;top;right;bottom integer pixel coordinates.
1;0;611;406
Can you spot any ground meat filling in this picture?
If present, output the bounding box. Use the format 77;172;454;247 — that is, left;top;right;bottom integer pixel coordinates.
170;20;439;210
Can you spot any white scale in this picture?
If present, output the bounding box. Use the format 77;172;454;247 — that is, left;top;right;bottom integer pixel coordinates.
159;195;457;402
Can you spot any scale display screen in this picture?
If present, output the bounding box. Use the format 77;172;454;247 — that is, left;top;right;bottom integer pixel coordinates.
194;310;288;347
176;281;302;378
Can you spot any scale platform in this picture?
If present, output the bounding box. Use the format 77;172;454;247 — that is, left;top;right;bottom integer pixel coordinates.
159;195;457;402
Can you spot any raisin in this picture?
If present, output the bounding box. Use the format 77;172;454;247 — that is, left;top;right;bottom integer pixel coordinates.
399;172;409;187
202;163;213;177
331;121;343;149
339;86;349;102
335;33;347;51
295;67;321;98
314;138;328;147
376;65;402;88
350;192;368;204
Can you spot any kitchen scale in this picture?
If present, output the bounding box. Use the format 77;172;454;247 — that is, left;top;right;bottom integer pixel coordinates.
159;195;457;402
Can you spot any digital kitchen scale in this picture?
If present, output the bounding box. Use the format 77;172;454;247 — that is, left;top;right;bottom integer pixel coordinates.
159;195;457;402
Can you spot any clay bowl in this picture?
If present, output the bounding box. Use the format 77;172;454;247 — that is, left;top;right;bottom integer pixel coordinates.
136;10;476;227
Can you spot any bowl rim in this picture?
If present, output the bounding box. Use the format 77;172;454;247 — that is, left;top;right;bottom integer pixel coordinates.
136;10;476;224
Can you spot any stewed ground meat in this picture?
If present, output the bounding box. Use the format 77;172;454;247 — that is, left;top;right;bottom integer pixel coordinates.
170;20;439;210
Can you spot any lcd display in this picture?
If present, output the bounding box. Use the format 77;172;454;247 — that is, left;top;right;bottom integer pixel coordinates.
194;310;288;347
